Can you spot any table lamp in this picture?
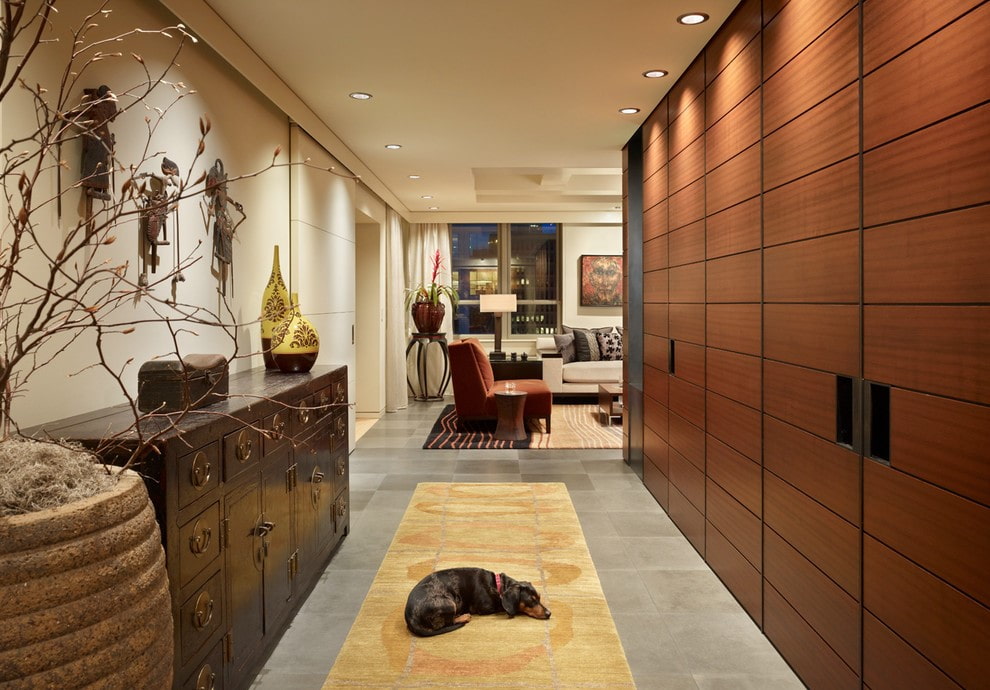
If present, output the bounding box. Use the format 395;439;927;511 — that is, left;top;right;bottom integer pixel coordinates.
479;293;517;361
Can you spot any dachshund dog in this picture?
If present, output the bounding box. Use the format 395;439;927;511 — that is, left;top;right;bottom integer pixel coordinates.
404;567;551;637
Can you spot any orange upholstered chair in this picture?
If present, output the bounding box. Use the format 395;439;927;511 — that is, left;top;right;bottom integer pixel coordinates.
448;337;552;433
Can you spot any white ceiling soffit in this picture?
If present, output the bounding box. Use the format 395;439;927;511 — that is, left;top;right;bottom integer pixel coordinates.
162;0;740;223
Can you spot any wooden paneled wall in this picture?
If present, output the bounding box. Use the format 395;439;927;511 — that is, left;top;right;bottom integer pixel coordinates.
622;0;989;688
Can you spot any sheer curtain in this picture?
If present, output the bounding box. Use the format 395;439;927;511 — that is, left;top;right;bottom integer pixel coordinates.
405;223;453;399
384;208;407;412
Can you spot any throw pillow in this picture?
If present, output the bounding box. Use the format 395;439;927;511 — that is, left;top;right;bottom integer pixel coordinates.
597;330;622;361
553;333;576;363
571;328;601;361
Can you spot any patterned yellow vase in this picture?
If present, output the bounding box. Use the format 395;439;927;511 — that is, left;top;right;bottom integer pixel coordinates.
261;245;290;369
271;293;320;373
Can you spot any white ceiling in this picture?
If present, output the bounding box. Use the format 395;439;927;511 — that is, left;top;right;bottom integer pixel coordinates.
171;0;740;222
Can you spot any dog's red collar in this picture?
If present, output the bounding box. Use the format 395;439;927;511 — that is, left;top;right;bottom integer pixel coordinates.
494;572;503;594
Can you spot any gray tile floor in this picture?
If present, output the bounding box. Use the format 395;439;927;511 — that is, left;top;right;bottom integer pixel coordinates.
251;399;804;689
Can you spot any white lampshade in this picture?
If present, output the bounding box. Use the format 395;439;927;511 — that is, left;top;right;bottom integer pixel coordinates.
479;293;517;313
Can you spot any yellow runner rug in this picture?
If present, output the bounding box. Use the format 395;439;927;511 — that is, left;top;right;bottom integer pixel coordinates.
324;483;635;688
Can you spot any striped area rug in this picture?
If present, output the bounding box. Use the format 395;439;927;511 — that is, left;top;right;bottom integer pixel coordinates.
422;404;622;449
323;483;635;688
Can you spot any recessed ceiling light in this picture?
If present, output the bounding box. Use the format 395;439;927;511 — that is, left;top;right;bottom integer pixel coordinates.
385;144;402;150
677;12;709;25
349;92;372;100
429;206;439;211
421;195;433;199
619;107;641;115
643;69;668;78
408;174;421;179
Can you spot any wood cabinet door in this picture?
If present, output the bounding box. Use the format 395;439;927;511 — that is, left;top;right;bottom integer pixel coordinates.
261;448;294;631
224;483;263;685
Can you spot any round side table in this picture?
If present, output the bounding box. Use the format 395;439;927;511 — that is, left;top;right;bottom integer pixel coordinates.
406;332;450;401
494;390;528;441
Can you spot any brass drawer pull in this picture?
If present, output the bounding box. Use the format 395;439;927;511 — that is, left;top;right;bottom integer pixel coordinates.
190;451;211;489
335;382;346;403
236;430;253;462
269;413;286;440
189;522;212;555
298;407;312;425
318;391;330;416
255;520;276;537
336;458;345;476
335;417;346;437
313;469;325;484
192;591;214;630
337;499;347;518
195;665;215;690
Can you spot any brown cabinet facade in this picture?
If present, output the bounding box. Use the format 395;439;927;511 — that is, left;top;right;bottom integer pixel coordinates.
37;366;350;690
623;1;988;687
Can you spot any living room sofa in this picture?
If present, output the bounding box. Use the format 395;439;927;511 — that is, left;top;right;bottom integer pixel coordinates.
535;327;622;395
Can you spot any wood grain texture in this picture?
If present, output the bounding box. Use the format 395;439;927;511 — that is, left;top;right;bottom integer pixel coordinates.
765;528;861;673
669;372;706;426
670;447;706;513
889;387;990;506
644;268;668;304
644;303;668;337
641;99;668;149
864;104;990;227
707;303;761;356
707;197;761;258
644;393;669;443
644;198;668;241
764;415;860;524
707;348;761;410
643;333;669;373
643;234;668;273
864;461;989;606
644;364;669;407
669;483;706;555
706;144;761;216
669;57;706;122
643;165;668;213
864;536;990;690
707;391;762;462
707;37;762;128
764;158;859;247
764;304;860;376
863;613;964;690
669;410;705;470
669;137;705;194
864;305;990;405
706;250;761;303
669;89;706;158
707;90;761;172
764;230;860;303
669;178;706;231
764;84;859;190
707;433;761;516
864;2;990;150
764;9;859;134
764;360;837;440
764;583;862;690
668;220;706;268
669;303;705;345
864;205;990;304
863;0;984;73
764;472;861;597
706;0;762;85
643;129;668;180
644;423;669;474
669;262;705;303
706;522;762;624
763;0;857;78
644;454;669;510
707;478;761;568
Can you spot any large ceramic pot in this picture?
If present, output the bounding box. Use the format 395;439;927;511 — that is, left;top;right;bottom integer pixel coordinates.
411;301;445;334
260;245;290;369
0;471;173;687
271;292;320;373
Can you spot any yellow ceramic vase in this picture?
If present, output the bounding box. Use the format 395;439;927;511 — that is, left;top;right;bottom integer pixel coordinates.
260;245;290;369
271;293;319;373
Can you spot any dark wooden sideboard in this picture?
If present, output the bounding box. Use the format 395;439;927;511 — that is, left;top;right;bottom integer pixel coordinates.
32;365;350;690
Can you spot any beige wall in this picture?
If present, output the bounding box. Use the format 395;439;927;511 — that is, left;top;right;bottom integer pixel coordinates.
561;224;623;329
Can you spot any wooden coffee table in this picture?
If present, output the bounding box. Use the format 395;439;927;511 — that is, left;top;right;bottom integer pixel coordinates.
598;383;623;425
494;390;528;441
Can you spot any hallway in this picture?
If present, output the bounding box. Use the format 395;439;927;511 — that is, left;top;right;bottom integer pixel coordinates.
252;399;803;689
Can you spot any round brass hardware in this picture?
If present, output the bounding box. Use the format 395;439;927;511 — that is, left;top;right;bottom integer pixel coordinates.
195;665;216;690
190;451;211;489
298;408;312;425
192;591;214;630
336;458;345;476
189;522;212;555
270;413;286;440
236;429;253;462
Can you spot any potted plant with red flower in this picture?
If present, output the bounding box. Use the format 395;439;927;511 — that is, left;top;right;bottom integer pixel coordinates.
405;250;459;333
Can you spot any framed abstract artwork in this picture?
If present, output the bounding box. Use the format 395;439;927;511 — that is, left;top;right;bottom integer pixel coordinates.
580;255;622;306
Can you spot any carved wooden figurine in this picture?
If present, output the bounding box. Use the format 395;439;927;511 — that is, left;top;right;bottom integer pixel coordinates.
204;158;245;295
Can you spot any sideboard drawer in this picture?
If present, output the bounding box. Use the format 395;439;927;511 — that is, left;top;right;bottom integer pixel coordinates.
223;425;260;482
177;442;219;511
177;502;221;586
181;636;224;690
262;410;290;456
179;570;224;664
